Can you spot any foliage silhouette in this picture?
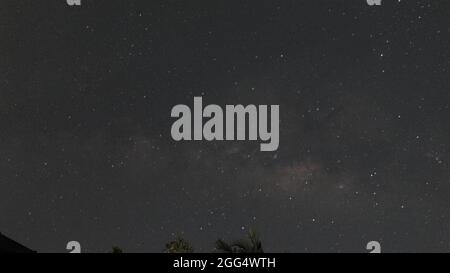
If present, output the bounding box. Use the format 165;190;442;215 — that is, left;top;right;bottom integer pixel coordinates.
215;229;264;253
165;236;194;253
111;246;123;253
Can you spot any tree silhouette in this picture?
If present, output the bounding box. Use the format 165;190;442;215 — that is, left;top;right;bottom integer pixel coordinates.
165;236;194;253
111;246;123;253
215;229;264;253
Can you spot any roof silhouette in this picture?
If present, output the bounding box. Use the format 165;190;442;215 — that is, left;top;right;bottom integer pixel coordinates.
0;233;35;253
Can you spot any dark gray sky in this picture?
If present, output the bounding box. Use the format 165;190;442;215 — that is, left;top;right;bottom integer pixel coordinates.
0;0;448;252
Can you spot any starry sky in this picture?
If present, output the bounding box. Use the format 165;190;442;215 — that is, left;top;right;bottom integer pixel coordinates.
0;0;449;253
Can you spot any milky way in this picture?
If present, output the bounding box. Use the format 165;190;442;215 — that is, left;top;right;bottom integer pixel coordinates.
0;0;448;252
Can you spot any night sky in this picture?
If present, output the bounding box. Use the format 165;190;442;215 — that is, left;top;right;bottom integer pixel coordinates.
0;0;449;253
